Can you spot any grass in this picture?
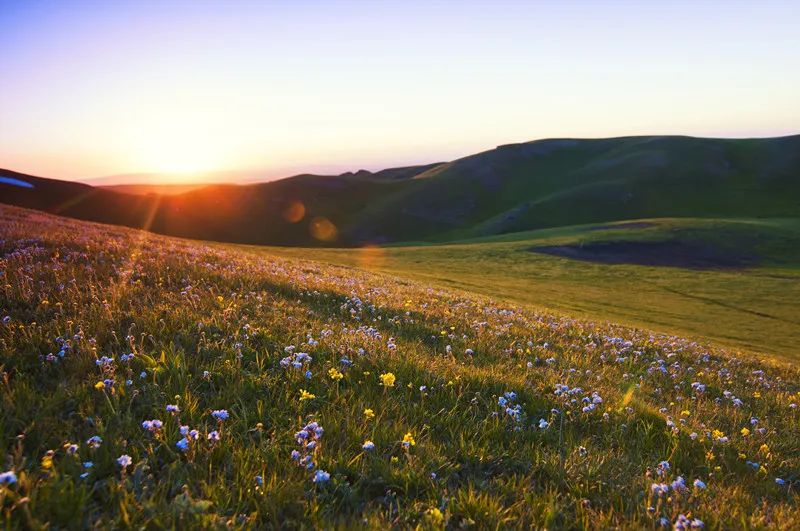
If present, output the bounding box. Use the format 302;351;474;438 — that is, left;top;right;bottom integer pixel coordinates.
262;217;800;362
1;205;799;528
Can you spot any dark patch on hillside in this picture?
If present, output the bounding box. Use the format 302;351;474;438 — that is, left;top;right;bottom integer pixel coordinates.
583;221;657;231
529;240;758;269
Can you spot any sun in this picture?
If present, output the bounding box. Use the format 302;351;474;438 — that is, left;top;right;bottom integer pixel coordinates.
130;133;224;180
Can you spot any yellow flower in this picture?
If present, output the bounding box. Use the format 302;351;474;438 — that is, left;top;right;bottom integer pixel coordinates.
402;432;416;447
94;381;105;390
364;408;375;420
759;443;770;455
426;507;445;525
41;451;54;469
680;410;690;417
299;389;316;401
328;368;344;381
741;427;750;437
753;391;761;398
712;429;724;439
379;373;396;387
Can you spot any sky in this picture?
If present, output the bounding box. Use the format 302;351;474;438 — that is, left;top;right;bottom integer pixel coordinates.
1;1;799;183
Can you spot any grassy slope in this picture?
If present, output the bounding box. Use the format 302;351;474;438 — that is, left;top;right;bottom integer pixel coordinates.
2;205;798;529
263;218;800;362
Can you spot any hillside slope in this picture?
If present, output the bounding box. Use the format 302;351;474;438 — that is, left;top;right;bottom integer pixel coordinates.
2;135;799;246
1;204;798;528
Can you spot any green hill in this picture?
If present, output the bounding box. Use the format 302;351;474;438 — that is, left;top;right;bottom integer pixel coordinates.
2;135;799;246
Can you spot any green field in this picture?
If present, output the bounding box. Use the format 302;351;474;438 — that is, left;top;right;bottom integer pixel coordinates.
2;206;799;528
261;218;800;362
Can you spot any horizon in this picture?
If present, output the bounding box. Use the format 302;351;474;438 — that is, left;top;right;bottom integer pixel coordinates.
4;130;800;186
2;1;800;184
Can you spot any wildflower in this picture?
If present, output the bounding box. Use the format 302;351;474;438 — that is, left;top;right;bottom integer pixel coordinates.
166;404;180;414
255;475;263;486
313;469;330;483
0;471;17;485
86;435;103;449
208;430;220;441
775;477;786;485
305;370;313;379
94;381;105;390
176;438;190;452
759;443;770;455
328;368;344;381
117;454;132;468
425;507;445;525
211;409;229;421
362;440;375;450
364;408;375;420
65;443;79;455
299;389;316;401
671;476;687;491
180;425;189;436
693;479;706;489
140;371;147;379
538;418;549;429
741;427;750;437
651;483;669;496
578;446;588;457
379;372;396;387
142;419;163;432
402;432;416;448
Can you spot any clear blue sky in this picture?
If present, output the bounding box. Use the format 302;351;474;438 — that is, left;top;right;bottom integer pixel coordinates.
1;1;799;182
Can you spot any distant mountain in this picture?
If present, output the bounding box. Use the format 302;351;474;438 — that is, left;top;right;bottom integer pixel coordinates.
2;135;799;246
101;183;220;196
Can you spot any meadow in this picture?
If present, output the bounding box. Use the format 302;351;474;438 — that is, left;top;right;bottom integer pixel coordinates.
263;218;800;362
1;204;799;528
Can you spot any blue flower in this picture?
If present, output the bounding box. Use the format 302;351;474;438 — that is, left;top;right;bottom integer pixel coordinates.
166;404;180;414
176;438;190;452
0;471;17;485
255;475;263;486
313;469;330;483
208;430;220;441
117;454;132;468
211;409;229;421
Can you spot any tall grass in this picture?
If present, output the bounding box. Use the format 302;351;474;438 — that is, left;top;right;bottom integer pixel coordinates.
0;205;798;528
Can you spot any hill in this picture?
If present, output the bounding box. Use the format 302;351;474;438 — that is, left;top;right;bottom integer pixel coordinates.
2;135;799;246
0;204;798;528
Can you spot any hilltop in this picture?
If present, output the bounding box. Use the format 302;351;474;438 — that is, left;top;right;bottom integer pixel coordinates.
2;135;799;246
0;204;798;528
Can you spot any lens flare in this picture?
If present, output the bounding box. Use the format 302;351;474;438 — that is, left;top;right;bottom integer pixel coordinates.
309;217;337;242
357;245;386;270
283;201;306;223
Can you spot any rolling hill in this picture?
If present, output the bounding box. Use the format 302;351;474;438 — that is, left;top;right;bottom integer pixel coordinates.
2;135;799;246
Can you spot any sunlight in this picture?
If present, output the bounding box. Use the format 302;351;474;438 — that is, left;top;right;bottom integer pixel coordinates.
130;134;224;179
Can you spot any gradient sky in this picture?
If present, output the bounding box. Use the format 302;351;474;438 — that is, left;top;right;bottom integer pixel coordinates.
1;1;799;183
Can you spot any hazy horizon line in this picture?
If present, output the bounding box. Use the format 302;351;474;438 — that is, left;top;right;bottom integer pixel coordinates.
5;130;799;187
